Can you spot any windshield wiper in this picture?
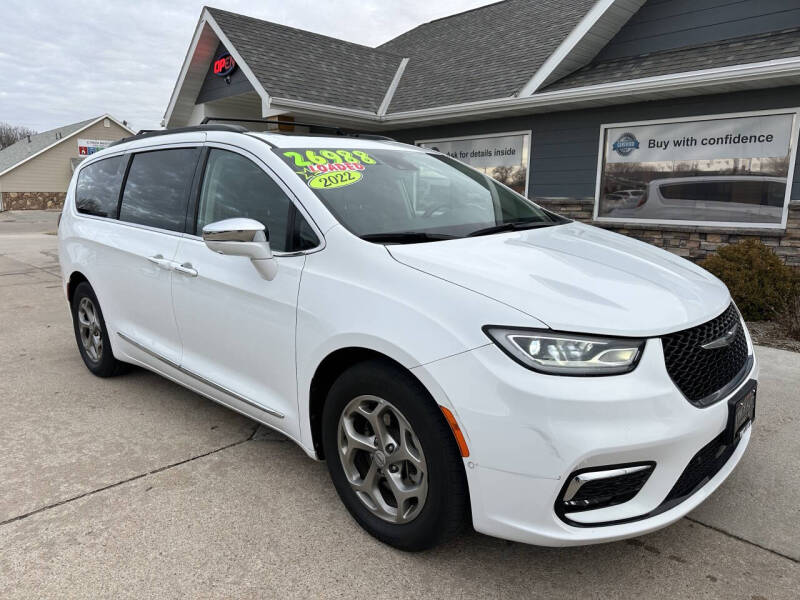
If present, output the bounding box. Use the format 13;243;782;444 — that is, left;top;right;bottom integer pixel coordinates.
361;232;457;244
467;221;558;238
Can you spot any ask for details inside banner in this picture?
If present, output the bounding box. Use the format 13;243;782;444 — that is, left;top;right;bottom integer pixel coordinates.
598;113;796;225
418;133;530;195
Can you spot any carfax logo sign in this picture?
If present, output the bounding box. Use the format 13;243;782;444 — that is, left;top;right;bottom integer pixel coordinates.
77;138;113;156
612;132;640;156
605;113;794;163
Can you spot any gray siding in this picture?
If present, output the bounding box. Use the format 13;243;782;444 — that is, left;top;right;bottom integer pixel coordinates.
596;0;800;61
195;44;254;104
386;85;800;202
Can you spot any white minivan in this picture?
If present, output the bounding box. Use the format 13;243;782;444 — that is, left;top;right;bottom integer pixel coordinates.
604;175;786;223
58;125;757;551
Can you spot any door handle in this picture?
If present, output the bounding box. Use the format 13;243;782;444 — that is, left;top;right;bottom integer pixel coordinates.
147;254;172;269
173;262;198;277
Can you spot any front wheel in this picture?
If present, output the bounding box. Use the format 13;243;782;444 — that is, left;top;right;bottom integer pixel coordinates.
322;360;469;551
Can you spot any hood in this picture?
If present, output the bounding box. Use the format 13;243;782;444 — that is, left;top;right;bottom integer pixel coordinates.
387;222;730;337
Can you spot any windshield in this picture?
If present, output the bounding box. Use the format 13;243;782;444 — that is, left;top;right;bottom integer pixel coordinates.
275;147;566;242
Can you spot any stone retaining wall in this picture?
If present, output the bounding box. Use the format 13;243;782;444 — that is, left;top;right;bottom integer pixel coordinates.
536;198;800;267
1;192;67;211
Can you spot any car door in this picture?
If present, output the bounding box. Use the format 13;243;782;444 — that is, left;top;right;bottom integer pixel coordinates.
171;145;319;436
110;145;202;366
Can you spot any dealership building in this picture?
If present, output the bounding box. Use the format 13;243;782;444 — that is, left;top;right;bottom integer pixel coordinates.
165;0;800;265
0;115;133;211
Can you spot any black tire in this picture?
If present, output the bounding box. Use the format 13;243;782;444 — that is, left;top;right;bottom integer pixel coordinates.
322;359;469;551
70;281;128;377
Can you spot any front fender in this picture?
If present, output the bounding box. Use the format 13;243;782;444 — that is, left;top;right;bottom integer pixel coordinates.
295;227;546;453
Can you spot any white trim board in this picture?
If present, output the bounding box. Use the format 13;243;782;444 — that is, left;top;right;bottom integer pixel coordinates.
591;107;800;231
203;11;273;114
518;0;645;97
381;56;800;125
0;115;134;179
378;58;409;117
262;56;800;129
162;13;210;128
163;9;274;128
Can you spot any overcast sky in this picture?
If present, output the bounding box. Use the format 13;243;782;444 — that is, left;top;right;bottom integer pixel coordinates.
1;0;497;133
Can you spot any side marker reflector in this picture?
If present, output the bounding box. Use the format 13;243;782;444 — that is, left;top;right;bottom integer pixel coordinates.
440;406;470;458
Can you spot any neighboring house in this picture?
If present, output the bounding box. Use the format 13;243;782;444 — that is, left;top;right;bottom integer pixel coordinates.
0;115;133;211
164;0;800;264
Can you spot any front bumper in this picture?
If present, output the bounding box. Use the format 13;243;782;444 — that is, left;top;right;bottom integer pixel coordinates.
412;335;758;546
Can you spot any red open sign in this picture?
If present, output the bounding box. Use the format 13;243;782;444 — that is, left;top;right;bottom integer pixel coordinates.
213;53;236;77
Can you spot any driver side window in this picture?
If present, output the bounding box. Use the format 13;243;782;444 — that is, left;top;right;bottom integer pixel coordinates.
197;149;307;252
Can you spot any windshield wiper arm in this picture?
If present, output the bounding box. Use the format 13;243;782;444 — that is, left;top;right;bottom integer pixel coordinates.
361;232;457;244
467;221;557;238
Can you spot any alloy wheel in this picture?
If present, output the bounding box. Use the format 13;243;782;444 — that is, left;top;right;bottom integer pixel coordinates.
77;297;103;362
338;395;428;523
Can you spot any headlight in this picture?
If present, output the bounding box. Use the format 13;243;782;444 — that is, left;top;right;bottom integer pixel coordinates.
483;327;645;375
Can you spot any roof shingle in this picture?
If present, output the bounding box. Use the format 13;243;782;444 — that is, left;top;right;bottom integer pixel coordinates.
377;0;596;112
544;27;800;91
207;7;405;112
203;4;800;116
0;117;97;175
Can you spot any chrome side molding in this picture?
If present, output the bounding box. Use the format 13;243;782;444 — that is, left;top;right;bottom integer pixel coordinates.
116;331;284;419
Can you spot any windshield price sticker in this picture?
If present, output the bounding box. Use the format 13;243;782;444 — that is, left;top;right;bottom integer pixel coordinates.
308;162;364;174
309;170;362;189
282;149;377;190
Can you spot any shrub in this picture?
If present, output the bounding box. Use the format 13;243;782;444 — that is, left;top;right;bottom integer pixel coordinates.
701;239;799;321
777;295;800;340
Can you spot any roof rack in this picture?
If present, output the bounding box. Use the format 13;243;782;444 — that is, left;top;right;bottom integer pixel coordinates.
108;120;396;149
201;117;396;141
109;124;248;147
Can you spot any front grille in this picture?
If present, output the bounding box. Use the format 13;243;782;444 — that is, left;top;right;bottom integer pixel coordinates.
662;429;738;506
661;304;748;405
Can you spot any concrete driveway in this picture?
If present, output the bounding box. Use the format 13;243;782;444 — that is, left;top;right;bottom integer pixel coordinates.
1;210;798;599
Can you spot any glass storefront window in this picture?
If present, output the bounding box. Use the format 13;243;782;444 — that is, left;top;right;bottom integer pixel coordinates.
595;111;797;227
416;131;531;196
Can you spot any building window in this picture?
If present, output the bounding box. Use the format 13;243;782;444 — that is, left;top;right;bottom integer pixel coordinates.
595;110;798;228
416;131;531;196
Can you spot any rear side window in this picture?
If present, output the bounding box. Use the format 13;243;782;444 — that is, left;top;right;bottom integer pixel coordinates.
119;148;200;232
196;149;304;252
75;156;126;218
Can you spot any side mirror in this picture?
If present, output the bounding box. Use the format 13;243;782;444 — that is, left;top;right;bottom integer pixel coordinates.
202;218;278;281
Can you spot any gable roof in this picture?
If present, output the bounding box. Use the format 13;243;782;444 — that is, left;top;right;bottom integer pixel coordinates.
206;7;405;112
0;115;133;177
165;2;800;128
376;0;596;112
166;1;608;124
545;27;800;91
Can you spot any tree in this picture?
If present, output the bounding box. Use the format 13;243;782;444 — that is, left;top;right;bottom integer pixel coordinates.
0;122;38;151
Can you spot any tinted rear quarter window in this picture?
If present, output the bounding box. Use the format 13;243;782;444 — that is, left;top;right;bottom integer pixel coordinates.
75;155;126;218
119;148;200;232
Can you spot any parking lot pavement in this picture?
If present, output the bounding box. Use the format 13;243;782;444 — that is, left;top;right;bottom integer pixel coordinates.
1;210;798;599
